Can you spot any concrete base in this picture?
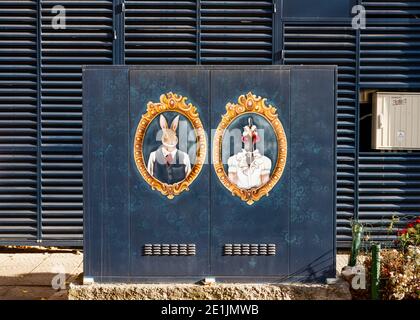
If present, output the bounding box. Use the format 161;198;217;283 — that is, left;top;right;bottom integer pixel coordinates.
68;280;351;300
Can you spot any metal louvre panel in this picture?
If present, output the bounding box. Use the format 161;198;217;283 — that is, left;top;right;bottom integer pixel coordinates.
0;151;37;239
125;0;197;64
200;0;273;64
41;151;83;240
359;153;420;243
361;1;420;88
41;0;113;147
0;0;37;147
360;24;420;89
363;0;420;19
0;1;38;240
40;0;113;241
283;25;357;150
336;153;356;244
359;1;420;246
283;25;357;246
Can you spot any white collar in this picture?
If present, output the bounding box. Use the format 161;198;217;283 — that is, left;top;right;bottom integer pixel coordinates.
161;147;177;157
241;149;261;157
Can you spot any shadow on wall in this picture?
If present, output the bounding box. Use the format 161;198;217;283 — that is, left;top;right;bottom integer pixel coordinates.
287;251;336;283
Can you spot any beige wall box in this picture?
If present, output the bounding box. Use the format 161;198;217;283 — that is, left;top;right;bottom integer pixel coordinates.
372;92;420;150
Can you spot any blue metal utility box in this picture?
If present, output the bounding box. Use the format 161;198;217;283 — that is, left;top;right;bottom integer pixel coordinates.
83;65;337;283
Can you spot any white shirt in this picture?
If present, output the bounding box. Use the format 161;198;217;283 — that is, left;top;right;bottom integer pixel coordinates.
227;149;271;189
147;147;192;177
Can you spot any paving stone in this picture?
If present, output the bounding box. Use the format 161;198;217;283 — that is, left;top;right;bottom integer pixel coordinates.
0;287;10;299
0;254;48;276
0;254;49;286
0;252;82;299
0;253;82;286
1;286;65;300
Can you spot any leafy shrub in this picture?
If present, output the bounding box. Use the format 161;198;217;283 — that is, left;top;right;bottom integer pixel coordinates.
347;218;420;300
380;246;420;300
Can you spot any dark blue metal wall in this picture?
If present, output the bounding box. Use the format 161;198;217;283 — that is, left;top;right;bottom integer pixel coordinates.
0;0;419;248
83;65;336;282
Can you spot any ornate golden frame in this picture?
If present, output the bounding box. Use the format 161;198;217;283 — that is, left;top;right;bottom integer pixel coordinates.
213;92;288;205
133;92;207;199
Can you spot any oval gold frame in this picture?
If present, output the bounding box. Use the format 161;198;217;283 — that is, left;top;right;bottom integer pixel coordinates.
213;92;288;205
133;92;207;199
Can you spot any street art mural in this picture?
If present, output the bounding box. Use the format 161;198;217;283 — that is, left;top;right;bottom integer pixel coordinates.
213;92;288;205
133;92;207;199
146;114;192;184
134;91;287;205
226;116;272;189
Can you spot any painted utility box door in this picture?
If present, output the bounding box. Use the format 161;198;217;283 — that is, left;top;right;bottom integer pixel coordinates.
83;66;336;283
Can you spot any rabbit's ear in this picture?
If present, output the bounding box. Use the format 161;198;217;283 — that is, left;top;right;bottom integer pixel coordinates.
171;115;180;131
159;114;168;129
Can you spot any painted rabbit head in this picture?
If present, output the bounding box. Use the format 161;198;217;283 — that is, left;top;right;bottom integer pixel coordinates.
159;114;179;149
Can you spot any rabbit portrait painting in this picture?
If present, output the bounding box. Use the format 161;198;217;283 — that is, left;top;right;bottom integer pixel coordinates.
146;114;192;185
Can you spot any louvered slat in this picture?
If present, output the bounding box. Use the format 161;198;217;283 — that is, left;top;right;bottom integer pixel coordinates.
361;1;420;88
359;153;420;243
41;0;113;147
336;153;357;243
358;1;420;246
125;0;197;64
360;24;420;88
283;25;358;246
363;0;420;19
0;1;38;241
40;0;113;240
0;151;37;239
0;0;37;147
41;151;83;240
200;0;273;64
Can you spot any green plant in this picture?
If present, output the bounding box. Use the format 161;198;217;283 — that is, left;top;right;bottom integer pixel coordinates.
349;220;364;267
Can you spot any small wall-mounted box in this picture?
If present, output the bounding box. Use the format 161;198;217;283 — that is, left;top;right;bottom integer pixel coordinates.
372;92;420;150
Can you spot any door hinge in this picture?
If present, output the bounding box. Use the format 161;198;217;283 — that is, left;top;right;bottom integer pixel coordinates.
273;1;277;13
113;29;117;40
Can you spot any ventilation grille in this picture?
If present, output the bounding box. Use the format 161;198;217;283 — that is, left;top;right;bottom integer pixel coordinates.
0;151;37;239
0;1;38;241
143;243;196;256
223;243;276;256
358;153;420;243
200;0;273;64
40;151;83;240
38;0;113;241
40;0;113;147
362;0;420;19
360;24;420;89
125;0;197;64
358;1;420;246
0;0;37;147
336;153;356;244
283;25;357;150
283;24;357;246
